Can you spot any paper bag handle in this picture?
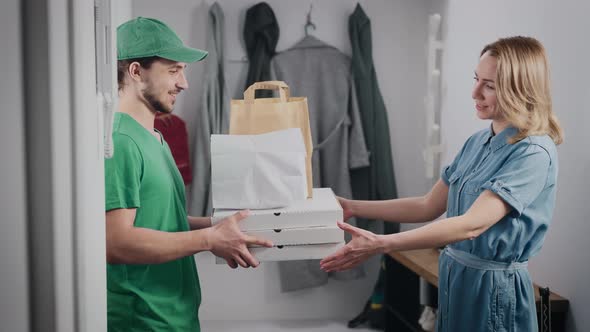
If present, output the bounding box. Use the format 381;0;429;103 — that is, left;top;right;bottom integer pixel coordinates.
244;81;290;103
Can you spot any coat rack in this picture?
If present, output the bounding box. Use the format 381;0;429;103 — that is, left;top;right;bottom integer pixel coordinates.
423;13;444;180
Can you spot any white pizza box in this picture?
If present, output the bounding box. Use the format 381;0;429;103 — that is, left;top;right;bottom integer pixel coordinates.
215;242;344;263
245;226;343;246
212;188;342;232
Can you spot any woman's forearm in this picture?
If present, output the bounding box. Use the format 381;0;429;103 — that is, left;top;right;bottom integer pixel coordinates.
350;196;441;223
380;190;512;252
381;215;472;252
348;179;449;224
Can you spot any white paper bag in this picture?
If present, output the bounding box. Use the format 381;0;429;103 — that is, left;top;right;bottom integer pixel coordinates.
211;128;308;209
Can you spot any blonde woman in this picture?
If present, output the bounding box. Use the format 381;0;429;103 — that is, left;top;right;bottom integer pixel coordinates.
321;36;563;331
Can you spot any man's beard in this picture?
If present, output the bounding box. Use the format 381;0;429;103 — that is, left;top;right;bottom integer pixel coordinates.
142;85;172;114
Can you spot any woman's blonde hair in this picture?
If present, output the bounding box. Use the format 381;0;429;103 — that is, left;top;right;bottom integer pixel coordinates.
481;36;563;145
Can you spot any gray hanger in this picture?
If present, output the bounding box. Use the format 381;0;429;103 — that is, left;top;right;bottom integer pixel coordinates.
304;3;316;36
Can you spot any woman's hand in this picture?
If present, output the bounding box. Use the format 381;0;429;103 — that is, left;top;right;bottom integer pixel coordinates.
337;196;355;222
320;221;386;272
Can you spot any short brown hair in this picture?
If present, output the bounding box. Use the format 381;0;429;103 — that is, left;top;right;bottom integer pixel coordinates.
117;56;160;91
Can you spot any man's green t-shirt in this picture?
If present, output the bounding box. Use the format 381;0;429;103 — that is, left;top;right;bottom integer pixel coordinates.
105;112;201;331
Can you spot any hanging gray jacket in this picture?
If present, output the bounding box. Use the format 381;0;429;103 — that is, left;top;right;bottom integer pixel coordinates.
271;35;370;292
189;2;229;217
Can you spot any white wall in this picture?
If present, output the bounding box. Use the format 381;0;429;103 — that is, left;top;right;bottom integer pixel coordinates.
438;1;590;331
0;0;30;331
113;0;133;26
132;0;431;321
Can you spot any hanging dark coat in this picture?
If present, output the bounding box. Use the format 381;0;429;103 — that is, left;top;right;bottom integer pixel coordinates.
349;4;399;234
243;2;279;98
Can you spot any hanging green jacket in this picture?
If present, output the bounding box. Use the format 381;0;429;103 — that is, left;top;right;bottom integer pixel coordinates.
349;4;398;234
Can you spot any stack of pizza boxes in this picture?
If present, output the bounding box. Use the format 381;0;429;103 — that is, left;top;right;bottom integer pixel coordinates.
212;188;344;262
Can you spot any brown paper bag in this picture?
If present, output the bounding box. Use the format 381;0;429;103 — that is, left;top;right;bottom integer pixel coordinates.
230;81;313;198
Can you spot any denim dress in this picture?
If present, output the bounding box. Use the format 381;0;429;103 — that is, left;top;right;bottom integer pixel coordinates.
437;126;558;332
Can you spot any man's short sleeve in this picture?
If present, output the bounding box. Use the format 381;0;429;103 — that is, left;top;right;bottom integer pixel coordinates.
480;144;551;216
104;134;143;211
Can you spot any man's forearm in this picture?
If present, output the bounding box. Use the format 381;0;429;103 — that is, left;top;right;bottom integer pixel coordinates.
107;227;211;265
188;216;212;230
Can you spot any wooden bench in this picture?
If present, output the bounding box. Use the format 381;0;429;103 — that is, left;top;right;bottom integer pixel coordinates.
385;249;569;331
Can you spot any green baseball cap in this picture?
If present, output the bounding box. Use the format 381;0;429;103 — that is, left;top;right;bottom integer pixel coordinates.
117;17;208;63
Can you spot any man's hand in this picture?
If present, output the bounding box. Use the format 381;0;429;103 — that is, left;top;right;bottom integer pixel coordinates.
206;210;273;268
